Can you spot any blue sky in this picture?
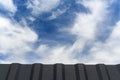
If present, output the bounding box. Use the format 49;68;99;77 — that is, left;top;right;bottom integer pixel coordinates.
0;0;120;64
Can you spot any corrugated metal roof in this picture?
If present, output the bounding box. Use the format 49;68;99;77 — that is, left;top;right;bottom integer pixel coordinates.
0;63;120;80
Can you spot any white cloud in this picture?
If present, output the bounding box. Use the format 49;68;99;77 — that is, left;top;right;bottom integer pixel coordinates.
0;55;28;64
0;0;17;13
85;21;120;64
0;16;38;63
27;0;60;16
36;0;117;64
36;45;78;64
66;0;110;57
47;6;69;20
71;0;109;40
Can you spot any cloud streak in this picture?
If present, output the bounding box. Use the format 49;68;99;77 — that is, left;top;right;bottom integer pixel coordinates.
0;16;38;63
0;0;17;13
87;21;120;64
27;0;60;16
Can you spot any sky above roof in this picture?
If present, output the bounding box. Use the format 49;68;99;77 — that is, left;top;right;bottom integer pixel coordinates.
0;0;120;64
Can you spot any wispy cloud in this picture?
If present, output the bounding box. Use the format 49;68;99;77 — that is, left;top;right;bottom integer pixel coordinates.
27;0;60;16
0;16;38;63
36;0;120;64
0;0;17;13
86;21;120;64
47;7;69;20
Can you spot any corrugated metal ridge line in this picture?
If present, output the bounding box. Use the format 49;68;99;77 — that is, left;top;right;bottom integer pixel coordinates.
6;63;20;80
106;65;120;80
75;64;87;80
64;64;77;80
96;64;109;80
0;64;10;80
0;64;120;80
31;63;43;80
54;64;64;80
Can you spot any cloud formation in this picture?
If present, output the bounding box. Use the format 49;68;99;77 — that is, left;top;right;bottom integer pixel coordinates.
0;0;17;13
87;21;120;64
0;0;120;64
0;16;38;63
36;0;120;64
27;0;60;16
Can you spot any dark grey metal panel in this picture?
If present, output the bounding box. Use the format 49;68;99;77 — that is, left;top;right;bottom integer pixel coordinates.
17;64;32;80
85;65;99;80
96;64;109;80
0;64;120;80
55;64;64;80
106;65;120;80
75;64;86;80
7;63;20;80
64;65;77;80
0;64;10;80
31;63;42;80
42;65;54;80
